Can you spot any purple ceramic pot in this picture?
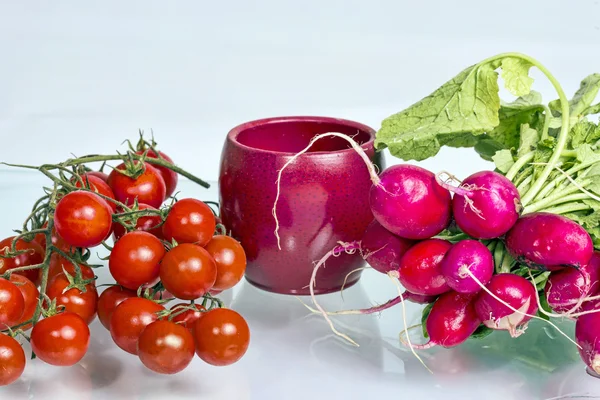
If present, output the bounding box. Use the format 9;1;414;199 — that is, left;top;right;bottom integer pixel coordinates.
218;116;384;295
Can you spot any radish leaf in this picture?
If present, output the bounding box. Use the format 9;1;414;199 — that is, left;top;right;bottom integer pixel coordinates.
492;149;514;173
501;57;534;97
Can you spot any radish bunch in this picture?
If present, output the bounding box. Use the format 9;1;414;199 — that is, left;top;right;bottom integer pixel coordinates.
281;53;600;377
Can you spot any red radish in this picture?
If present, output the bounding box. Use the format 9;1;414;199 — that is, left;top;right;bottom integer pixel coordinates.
369;164;451;240
474;273;538;337
505;212;593;270
441;240;494;294
545;266;595;314
360;219;415;274
446;171;521;239
406;292;438;304
398;239;452;296
418;291;480;349
575;311;600;377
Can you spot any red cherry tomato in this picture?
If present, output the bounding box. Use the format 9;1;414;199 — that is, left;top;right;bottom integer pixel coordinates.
48;253;95;280
30;312;90;366
135;150;178;198
192;308;250;366
107;162;166;209
162;198;216;246
97;286;137;330
170;303;206;330
74;173;118;213
0;278;25;329
109;231;166;290
7;275;39;331
112;203;164;241
54;191;113;248
110;297;164;355
137;320;195;374
204;235;247;291
0;236;43;285
33;223;72;253
46;273;98;325
160;244;217;300
85;170;110;183
0;334;26;386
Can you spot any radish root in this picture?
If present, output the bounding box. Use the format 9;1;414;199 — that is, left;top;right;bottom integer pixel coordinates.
388;271;433;374
272;132;380;250
308;240;361;347
435;171;486;220
461;268;582;349
300;294;403;316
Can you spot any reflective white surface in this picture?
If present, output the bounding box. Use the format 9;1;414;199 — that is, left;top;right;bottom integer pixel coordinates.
0;171;599;400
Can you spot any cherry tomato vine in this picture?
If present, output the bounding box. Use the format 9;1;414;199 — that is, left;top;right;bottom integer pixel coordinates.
0;132;250;385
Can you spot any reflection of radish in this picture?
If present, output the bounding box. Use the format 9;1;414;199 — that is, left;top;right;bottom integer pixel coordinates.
576;311;600;377
441;240;494;294
474;274;538;337
446;171;521;239
370;165;451;240
505;212;593;270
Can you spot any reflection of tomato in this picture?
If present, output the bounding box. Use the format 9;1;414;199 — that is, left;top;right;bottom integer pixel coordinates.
138;320;195;374
110;297;164;355
192;308;250;366
0;236;43;285
97;286;137;330
31;312;90;366
0;334;26;386
204;235;247;291
46;273;98;325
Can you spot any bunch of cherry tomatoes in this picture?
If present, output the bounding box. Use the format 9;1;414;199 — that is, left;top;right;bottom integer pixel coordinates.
0;136;249;386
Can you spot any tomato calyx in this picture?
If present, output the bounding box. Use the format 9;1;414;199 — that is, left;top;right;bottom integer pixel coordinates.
54;269;96;294
113;201;167;233
112;153;154;180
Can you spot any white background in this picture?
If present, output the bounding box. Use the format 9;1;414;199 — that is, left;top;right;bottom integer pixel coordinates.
1;0;599;180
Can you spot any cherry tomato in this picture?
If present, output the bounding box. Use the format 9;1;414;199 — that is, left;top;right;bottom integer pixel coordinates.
107;162;166;209
136;150;178;198
138;320;195;374
160;244;217;300
204;235;247;291
85;170;109;183
170;303;206;330
109;231;166;290
97;286;137;330
7;275;39;331
162;198;216;246
54;191;113;248
0;278;25;329
46;273;98;325
0;236;43;285
33;223;72;253
30;312;90;366
112;203;164;241
0;334;26;386
110;297;164;355
192;308;250;366
74;173;118;213
48;253;95;280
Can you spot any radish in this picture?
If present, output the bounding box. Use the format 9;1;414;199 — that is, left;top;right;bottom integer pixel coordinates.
575;311;600;377
440;240;494;294
505;212;593;271
442;171;521;239
361;219;415;274
398;238;452;296
545;265;596;315
369;164;452;240
474;273;538;337
417;291;480;349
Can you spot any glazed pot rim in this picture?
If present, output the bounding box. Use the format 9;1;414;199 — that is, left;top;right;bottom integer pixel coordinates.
226;115;376;156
